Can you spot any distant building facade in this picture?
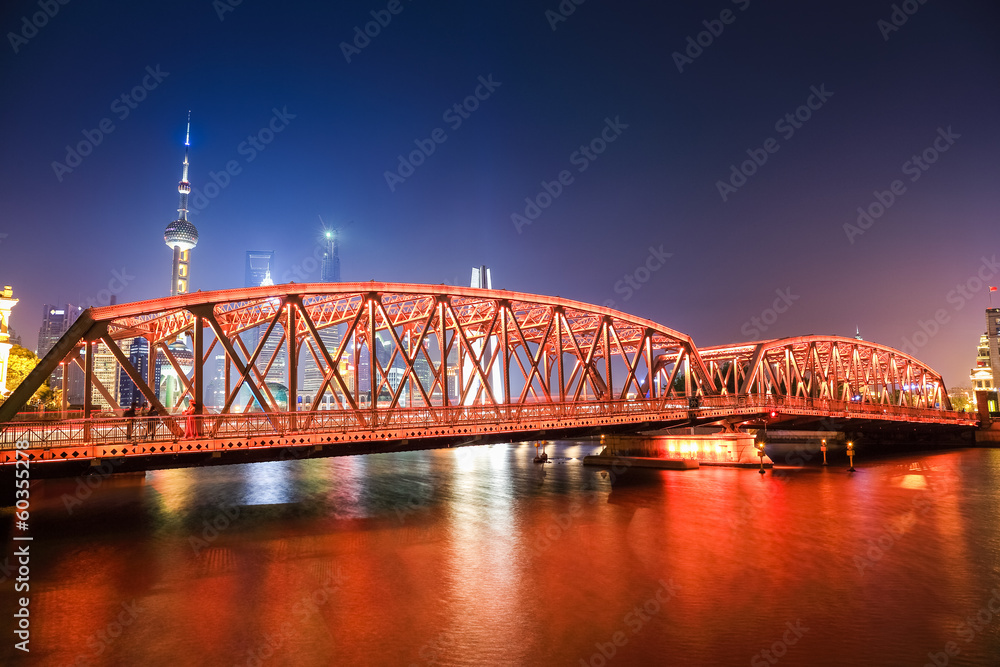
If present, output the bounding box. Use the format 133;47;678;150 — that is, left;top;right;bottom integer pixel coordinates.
302;230;342;408
36;303;84;402
245;251;286;387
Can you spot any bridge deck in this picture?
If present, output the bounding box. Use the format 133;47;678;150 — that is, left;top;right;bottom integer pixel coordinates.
1;396;975;468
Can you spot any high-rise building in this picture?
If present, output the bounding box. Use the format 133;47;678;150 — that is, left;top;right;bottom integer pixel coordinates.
164;112;199;297
159;340;193;410
303;229;342;405
36;303;83;398
92;343;120;411
244;252;285;386
207;351;227;409
37;304;79;358
985;308;1000;386
971;332;994;392
245;250;275;290
118;338;157;409
463;265;503;404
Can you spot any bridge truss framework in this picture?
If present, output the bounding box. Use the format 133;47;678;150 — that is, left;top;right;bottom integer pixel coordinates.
0;283;971;466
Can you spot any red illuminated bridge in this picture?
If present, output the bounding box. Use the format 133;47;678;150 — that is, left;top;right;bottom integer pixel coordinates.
0;283;975;475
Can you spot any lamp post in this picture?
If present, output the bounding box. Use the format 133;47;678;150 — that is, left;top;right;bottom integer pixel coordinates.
821;438;827;466
756;437;766;475
847;441;855;472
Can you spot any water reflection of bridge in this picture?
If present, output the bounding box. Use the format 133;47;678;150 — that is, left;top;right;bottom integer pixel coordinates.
0;283;974;474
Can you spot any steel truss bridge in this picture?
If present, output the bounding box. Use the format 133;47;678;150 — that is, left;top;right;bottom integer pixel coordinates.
0;283;974;472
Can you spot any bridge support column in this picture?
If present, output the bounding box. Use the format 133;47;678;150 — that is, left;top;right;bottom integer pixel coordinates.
83;341;93;443
193;314;204;419
286;300;297;429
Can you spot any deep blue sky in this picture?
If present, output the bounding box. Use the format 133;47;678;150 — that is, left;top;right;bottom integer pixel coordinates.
1;0;998;387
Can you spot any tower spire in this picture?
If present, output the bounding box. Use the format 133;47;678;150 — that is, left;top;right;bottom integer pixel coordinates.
164;112;199;296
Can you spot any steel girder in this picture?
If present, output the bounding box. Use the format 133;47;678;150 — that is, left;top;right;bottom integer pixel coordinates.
698;336;950;411
0;283;715;425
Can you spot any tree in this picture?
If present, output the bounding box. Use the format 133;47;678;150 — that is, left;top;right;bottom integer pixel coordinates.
2;345;60;409
5;345;38;394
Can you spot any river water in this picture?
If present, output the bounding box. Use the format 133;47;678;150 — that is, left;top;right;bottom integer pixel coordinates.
3;442;1000;666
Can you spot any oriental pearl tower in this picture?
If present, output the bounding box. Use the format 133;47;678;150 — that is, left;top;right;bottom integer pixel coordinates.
164;112;199;296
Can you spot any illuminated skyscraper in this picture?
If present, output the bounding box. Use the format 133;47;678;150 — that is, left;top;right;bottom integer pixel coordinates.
36;303;83;401
463;266;503;404
243;253;285;386
164;112;199;296
303;228;342;405
118;338;157;409
245;250;275;289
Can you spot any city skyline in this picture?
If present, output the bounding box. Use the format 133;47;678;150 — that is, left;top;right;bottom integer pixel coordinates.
1;1;998;389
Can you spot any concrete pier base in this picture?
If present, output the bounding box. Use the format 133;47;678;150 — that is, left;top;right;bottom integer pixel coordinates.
583;455;699;470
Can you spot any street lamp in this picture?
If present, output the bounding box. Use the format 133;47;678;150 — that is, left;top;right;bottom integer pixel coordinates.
847;441;855;472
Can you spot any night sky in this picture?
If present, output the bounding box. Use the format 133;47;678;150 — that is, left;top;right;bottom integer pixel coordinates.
1;0;998;388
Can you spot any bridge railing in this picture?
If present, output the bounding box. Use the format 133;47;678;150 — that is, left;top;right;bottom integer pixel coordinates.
0;400;690;449
0;395;972;451
697;394;967;422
